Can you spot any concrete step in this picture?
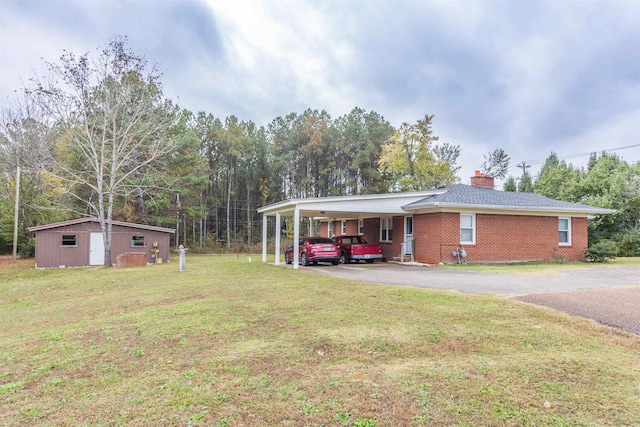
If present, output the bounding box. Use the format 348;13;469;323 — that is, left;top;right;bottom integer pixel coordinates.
390;255;413;263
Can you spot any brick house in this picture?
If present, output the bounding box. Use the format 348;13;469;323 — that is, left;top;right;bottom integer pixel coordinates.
257;172;615;268
27;218;175;268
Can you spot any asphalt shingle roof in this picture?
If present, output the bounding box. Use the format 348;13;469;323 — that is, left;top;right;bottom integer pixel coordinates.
403;184;610;212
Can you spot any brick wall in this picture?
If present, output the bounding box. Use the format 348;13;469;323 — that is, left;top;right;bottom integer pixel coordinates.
362;218;379;246
345;220;358;235
378;216;402;261
312;213;588;264
116;252;148;267
418;212;587;264
413;213;446;264
319;219;376;239
318;221;335;238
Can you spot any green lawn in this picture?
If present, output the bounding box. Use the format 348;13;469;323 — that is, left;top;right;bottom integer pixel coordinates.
436;256;640;275
1;255;639;426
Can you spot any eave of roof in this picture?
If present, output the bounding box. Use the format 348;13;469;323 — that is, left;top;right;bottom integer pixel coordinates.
401;184;616;215
257;189;447;215
401;201;616;216
27;217;176;233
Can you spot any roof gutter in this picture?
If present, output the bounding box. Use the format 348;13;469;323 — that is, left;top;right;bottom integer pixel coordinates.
401;202;616;215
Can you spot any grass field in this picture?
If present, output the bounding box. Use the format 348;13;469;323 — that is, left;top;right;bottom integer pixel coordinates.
1;255;639;426
437;256;640;274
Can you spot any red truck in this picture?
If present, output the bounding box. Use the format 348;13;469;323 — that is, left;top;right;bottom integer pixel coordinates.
333;235;383;264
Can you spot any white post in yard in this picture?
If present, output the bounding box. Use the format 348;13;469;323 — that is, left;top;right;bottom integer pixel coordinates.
177;245;187;272
12;166;20;261
293;205;300;269
274;213;281;266
262;214;268;263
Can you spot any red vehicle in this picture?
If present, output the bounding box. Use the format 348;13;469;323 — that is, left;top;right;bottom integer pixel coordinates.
285;237;340;266
333;235;383;264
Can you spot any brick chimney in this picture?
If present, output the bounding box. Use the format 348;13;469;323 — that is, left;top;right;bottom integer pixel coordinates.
470;170;494;188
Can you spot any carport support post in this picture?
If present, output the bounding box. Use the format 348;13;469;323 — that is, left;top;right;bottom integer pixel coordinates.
293;205;300;269
274;213;281;266
262;214;268;263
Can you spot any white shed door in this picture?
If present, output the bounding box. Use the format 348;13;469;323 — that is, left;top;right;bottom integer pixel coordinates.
89;232;104;265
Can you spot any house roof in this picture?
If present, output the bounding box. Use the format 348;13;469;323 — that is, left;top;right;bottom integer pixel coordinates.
27;217;176;233
402;184;616;215
258;184;615;218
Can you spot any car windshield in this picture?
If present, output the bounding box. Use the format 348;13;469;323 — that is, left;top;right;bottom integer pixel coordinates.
308;238;334;244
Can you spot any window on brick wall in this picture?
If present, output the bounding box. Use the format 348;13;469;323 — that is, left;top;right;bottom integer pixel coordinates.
460;214;475;244
328;221;333;237
380;217;393;242
341;221;347;235
358;219;364;235
559;217;571;245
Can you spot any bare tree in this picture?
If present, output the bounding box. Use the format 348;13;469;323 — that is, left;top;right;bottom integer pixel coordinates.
481;148;511;179
0;97;55;177
27;36;180;266
0;97;61;258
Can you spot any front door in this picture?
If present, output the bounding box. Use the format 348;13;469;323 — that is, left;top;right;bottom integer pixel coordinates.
404;216;413;255
89;232;105;265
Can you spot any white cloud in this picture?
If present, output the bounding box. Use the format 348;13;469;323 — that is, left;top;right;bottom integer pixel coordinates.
1;0;638;182
200;0;358;122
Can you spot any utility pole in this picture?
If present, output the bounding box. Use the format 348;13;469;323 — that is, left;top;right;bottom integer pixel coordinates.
12;166;20;261
516;161;530;175
176;193;181;249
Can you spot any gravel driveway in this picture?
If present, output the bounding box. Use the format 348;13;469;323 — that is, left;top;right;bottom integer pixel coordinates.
306;263;640;335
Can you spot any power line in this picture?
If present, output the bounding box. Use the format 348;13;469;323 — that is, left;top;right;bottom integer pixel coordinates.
509;143;640;172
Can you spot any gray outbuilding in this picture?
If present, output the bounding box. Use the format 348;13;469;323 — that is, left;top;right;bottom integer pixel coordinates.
27;218;175;268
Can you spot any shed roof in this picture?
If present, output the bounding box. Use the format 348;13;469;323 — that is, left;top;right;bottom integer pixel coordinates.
27;217;176;233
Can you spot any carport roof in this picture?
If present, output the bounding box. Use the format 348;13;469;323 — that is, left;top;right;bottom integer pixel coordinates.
256;189;446;218
257;184;616;218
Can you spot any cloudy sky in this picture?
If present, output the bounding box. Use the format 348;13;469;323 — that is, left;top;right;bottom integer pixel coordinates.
1;0;638;184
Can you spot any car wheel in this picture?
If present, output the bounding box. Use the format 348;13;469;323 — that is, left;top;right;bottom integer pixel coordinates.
285;252;292;264
301;252;309;266
331;260;339;265
339;253;348;264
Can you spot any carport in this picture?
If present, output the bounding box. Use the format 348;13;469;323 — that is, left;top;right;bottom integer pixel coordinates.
257;191;439;269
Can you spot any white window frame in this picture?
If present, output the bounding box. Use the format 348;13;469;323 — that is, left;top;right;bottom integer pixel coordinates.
358;219;364;235
460;213;476;244
380;217;393;242
341;220;347;235
559;217;571;246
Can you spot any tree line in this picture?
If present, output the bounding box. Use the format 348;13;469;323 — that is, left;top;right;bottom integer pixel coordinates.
504;152;640;257
0;37;638;261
